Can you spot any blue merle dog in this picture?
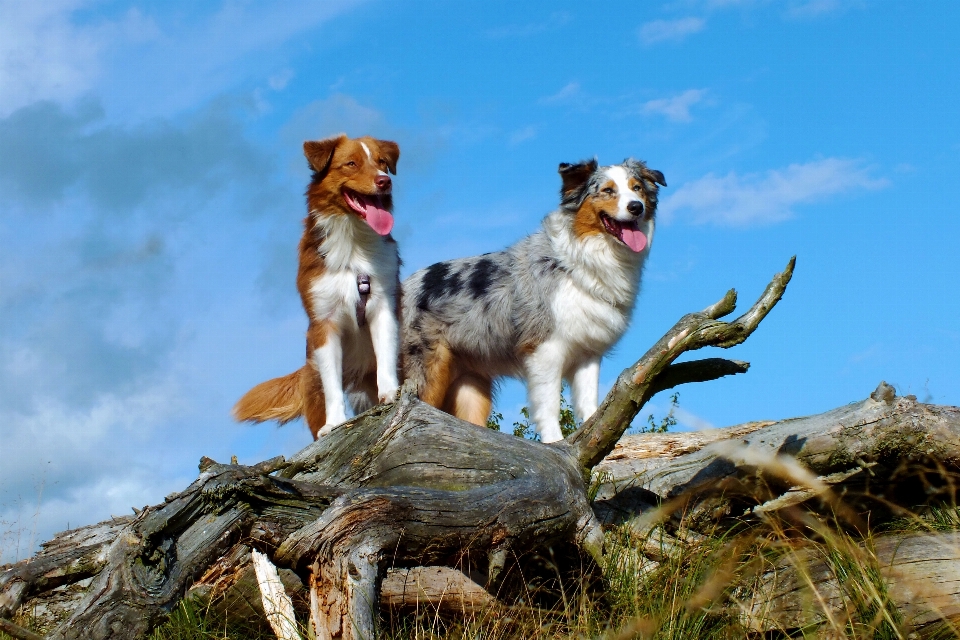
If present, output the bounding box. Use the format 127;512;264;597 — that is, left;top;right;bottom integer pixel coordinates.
401;158;666;442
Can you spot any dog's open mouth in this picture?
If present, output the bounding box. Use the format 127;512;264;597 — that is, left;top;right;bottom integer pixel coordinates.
600;214;647;253
343;189;394;236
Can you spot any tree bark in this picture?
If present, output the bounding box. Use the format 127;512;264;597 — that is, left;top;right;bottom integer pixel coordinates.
15;256;955;638
593;383;960;522
744;531;960;635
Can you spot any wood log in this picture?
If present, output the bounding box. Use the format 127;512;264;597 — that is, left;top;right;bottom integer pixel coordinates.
743;531;960;635
380;567;495;613
6;381;960;637
593;382;960;525
12;257;917;640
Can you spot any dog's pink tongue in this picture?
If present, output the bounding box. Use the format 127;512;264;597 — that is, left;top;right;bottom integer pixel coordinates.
362;200;394;235
621;226;647;252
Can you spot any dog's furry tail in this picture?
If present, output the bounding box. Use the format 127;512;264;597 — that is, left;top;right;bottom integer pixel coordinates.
233;367;305;424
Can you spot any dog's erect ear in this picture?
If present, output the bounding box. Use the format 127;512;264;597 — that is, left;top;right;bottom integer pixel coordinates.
303;134;346;174
558;159;598;206
376;139;400;175
647;169;667;187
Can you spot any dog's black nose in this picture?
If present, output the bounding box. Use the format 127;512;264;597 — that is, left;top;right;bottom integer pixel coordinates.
627;200;644;216
375;175;392;192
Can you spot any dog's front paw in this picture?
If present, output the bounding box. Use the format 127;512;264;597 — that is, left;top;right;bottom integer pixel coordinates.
315;423;337;438
378;386;400;404
539;424;564;444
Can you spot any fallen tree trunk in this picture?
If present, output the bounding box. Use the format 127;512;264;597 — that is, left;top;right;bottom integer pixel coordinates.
744;531;960;634
593;386;960;524
592;391;960;637
0;257;793;639
4;256;955;639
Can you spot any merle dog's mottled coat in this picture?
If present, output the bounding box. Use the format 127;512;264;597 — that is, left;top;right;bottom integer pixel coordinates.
402;158;666;442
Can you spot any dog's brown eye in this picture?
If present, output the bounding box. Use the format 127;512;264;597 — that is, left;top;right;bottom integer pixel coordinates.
345;161;357;168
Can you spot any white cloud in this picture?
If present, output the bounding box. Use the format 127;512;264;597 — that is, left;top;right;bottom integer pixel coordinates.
0;382;183;564
104;1;365;118
637;0;857;47
0;472;186;565
705;0;754;6
540;82;582;105
0;385;181;484
0;0;104;116
785;0;860;19
268;69;295;91
642;89;707;122
660;158;888;227
674;406;717;431
848;344;881;364
508;125;537;145
638;17;705;45
633;400;716;432
0;1;363;119
0;98;305;559
282;94;387;145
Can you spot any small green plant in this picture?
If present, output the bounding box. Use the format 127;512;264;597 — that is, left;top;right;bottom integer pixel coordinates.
507;384;581;441
825;542;904;639
640;392;679;434
149;595;289;640
882;504;960;533
511;405;537;440
484;383;582;440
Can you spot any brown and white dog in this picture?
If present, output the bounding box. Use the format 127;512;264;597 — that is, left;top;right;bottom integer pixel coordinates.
234;134;401;439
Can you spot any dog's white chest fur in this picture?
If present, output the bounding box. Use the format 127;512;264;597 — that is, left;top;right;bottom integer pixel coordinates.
308;215;399;330
544;212;649;358
551;279;630;355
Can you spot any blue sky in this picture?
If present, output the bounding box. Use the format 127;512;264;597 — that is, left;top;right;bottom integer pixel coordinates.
2;0;958;561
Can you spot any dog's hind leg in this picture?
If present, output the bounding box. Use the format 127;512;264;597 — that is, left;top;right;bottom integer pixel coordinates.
301;363;327;440
419;340;454;409
443;373;493;427
570;355;601;422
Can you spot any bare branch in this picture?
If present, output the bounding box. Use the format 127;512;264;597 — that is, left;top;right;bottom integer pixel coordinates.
566;257;795;470
648;358;750;397
0;617;45;640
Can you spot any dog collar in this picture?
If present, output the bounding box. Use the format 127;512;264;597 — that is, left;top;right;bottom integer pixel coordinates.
356;274;371;327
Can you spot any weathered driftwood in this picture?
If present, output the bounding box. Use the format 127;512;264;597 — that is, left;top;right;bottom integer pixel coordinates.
9;382;960;640
593;384;960;524
745;531;960;635
21;254;955;640
590;388;960;635
380;567;495;613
